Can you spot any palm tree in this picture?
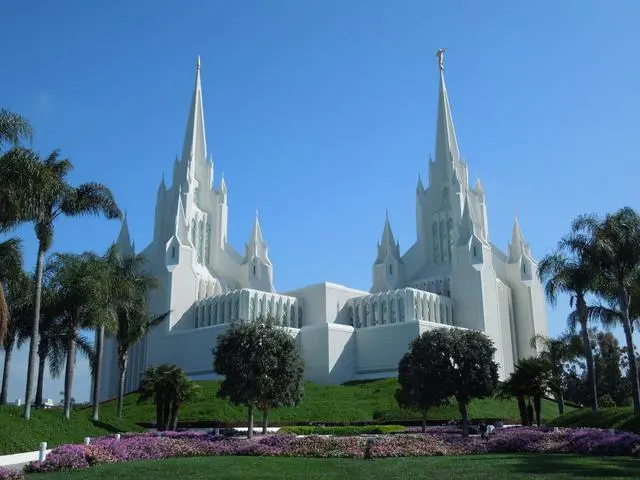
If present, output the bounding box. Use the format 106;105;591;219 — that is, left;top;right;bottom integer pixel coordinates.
138;364;199;431
1;269;31;404
101;250;166;419
0;148;121;419
85;245;134;421
0;238;23;345
502;357;551;426
45;252;102;419
538;244;599;412
0;109;33;148
572;208;640;415
530;333;580;415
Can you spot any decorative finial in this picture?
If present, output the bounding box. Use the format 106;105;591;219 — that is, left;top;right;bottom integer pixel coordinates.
385;209;389;221
255;209;259;219
436;48;446;71
196;55;201;71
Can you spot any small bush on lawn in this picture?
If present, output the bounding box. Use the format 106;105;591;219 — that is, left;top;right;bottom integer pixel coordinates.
552;407;639;433
279;425;405;435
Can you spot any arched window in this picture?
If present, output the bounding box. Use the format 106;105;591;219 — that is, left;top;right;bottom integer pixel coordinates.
472;245;477;257
282;302;289;327
443;187;449;205
381;301;387;324
388;264;393;275
398;300;405;323
364;303;370;327
372;302;378;326
191;219;196;247
205;223;211;264
348;306;354;327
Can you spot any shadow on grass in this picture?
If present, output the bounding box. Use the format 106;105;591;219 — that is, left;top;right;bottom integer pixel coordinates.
90;420;125;433
510;454;640;478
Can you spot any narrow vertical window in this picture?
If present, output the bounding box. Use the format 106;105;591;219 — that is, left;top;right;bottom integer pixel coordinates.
388;264;393;275
191;219;196;246
197;220;204;263
447;218;453;260
440;219;446;263
171;246;176;258
205;223;211;263
432;222;439;265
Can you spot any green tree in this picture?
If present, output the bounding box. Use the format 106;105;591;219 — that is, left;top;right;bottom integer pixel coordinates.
593;332;629;407
45;252;102;418
572;207;640;415
107;250;166;419
0;267;31;404
0;238;23;348
138;364;200;431
0;148;121;419
395;329;453;432
502;357;553;426
530;333;579;415
538;239;599;412
447;329;499;433
0;109;32;148
213;318;305;438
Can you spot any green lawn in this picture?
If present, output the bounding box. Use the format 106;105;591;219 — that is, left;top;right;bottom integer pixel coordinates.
26;455;640;479
0;378;570;455
0;406;143;455
93;378;567;425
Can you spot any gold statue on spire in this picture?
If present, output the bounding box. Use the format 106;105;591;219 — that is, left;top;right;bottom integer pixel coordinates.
436;48;446;71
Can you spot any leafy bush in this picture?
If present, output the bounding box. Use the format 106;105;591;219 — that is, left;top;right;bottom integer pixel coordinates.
279;425;405;435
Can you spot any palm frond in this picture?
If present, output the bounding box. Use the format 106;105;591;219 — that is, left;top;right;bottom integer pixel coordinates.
0;109;33;146
60;182;122;220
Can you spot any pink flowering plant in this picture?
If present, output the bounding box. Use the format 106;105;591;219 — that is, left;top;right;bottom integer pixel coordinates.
23;427;640;474
0;467;24;480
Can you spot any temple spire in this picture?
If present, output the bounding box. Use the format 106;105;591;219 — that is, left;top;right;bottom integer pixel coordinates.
434;49;460;168
181;56;207;166
116;212;134;256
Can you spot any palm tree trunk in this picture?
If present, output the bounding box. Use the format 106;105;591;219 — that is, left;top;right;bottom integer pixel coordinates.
63;332;76;420
533;395;542;426
0;342;14;405
578;297;598;412
620;297;640;415
117;355;128;420
170;402;179;431
247;405;254;439
35;346;47;407
24;245;45;420
517;395;527;426
91;326;104;421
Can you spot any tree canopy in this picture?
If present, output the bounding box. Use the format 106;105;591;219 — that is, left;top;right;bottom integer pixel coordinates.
213;317;305;437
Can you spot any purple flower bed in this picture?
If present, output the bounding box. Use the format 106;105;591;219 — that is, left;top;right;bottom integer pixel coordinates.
23;427;640;474
0;467;24;480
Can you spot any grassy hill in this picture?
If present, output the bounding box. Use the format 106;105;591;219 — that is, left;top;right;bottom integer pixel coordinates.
0;406;143;455
0;378;571;455
550;406;640;433
94;378;566;425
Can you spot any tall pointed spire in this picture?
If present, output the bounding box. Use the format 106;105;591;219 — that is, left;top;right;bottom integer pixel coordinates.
376;212;401;263
116;212;134;255
508;216;526;262
181;56;207;165
434;49;460;168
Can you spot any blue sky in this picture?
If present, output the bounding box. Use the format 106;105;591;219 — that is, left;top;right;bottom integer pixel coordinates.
2;0;639;402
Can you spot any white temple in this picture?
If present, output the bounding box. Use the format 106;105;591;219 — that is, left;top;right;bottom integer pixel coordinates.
98;54;548;400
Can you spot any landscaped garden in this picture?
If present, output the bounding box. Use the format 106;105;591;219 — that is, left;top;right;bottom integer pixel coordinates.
21;454;640;480
8;426;639;479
